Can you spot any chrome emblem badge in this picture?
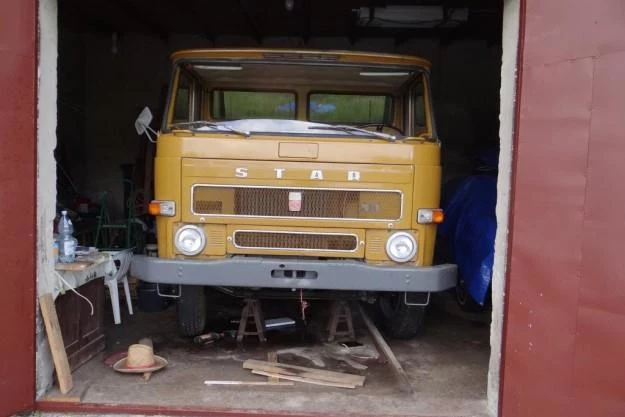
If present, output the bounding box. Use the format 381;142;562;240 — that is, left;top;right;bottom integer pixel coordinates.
234;168;361;181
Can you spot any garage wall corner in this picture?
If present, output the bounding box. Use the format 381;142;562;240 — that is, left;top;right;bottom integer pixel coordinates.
488;0;520;415
36;0;59;398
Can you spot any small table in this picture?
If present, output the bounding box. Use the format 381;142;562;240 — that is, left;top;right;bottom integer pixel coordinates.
54;253;116;370
55;253;116;295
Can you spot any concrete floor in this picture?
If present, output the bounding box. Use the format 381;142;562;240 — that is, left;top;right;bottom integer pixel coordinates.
44;292;490;417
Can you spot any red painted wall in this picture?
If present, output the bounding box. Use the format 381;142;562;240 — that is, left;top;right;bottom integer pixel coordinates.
0;0;37;414
501;1;625;416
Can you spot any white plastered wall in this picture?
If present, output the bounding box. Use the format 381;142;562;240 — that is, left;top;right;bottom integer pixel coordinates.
487;0;520;414
36;0;59;398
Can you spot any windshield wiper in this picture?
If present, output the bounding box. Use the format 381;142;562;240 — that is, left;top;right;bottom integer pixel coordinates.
308;125;397;142
171;121;250;137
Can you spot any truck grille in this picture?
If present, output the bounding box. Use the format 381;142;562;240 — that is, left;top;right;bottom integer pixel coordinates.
233;230;359;252
192;185;402;220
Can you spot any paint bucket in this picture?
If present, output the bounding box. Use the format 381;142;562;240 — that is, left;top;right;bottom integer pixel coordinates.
137;280;167;312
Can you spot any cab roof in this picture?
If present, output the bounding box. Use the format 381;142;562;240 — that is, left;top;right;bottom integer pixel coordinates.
170;48;432;70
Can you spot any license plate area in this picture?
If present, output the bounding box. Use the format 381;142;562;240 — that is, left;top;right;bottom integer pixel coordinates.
271;269;318;279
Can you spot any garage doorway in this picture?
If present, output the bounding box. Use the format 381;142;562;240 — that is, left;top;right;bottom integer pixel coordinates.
35;1;519;416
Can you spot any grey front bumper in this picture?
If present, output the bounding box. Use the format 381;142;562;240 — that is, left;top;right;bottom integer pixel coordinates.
131;255;457;292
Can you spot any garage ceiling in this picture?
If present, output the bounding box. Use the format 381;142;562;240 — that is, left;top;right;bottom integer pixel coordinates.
60;0;502;43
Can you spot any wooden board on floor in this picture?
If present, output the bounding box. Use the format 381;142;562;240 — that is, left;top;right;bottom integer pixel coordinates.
267;352;279;383
40;394;82;403
243;359;365;386
39;293;73;394
358;304;413;393
204;380;293;386
40;378;90;403
251;370;356;389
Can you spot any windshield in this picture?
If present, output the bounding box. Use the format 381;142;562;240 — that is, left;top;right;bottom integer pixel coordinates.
212;90;295;120
309;93;392;124
165;59;433;139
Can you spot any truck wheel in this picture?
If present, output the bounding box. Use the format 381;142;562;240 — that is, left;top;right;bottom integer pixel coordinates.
376;293;426;339
177;285;207;337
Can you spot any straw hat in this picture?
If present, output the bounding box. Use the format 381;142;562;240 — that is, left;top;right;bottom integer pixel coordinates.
113;343;168;374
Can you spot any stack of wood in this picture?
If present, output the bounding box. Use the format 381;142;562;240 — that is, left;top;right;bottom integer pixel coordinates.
242;359;365;389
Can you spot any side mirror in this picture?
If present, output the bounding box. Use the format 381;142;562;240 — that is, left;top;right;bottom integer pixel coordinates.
135;107;153;135
134;106;157;143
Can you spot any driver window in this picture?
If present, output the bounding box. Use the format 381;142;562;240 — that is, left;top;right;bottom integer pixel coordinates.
172;70;200;123
173;71;191;123
413;75;426;135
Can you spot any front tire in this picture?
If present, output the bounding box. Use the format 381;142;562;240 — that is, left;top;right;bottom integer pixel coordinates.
376;293;426;339
177;285;207;337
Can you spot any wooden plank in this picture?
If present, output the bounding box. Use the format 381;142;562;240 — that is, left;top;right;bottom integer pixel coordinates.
244;359;364;386
39;380;88;404
267;352;279;383
251;370;356;389
54;262;89;271
55;254;108;271
243;359;365;386
204;380;293;386
40;395;82;403
358;304;413;393
39;293;73;394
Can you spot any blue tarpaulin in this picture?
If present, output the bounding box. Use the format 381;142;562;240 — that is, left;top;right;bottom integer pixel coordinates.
438;175;497;305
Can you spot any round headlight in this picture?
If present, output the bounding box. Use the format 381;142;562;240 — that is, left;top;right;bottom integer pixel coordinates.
174;225;206;256
385;231;417;263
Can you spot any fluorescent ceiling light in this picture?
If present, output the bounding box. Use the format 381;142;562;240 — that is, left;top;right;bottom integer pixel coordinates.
194;65;243;71
360;71;410;77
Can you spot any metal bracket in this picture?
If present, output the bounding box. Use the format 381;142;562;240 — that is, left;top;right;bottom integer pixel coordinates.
404;291;430;306
157;283;181;298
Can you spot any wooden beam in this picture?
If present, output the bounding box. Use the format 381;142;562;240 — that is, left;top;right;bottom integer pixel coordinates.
39;293;73;394
267;352;280;383
358;304;413;393
40;394;81;403
243;359;365;386
204;380;293;386
251;370;356;389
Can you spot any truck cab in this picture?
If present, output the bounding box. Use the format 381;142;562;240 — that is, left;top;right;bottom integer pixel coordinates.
132;49;456;338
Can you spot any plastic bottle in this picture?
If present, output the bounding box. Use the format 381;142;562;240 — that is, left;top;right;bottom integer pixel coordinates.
53;238;59;262
58;210;78;263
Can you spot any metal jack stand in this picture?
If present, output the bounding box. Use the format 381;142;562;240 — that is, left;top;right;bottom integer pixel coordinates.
327;300;356;342
236;299;267;343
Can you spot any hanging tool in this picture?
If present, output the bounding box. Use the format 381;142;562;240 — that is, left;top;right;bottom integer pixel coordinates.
299;289;309;324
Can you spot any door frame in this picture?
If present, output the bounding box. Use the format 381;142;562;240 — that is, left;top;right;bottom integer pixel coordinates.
31;0;525;416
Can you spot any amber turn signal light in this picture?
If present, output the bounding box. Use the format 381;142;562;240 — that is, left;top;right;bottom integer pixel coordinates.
417;208;444;224
148;200;176;217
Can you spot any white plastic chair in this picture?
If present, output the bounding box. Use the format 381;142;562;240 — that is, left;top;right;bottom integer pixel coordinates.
104;248;134;324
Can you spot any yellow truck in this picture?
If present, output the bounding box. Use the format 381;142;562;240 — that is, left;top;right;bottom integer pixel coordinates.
132;49;456;339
